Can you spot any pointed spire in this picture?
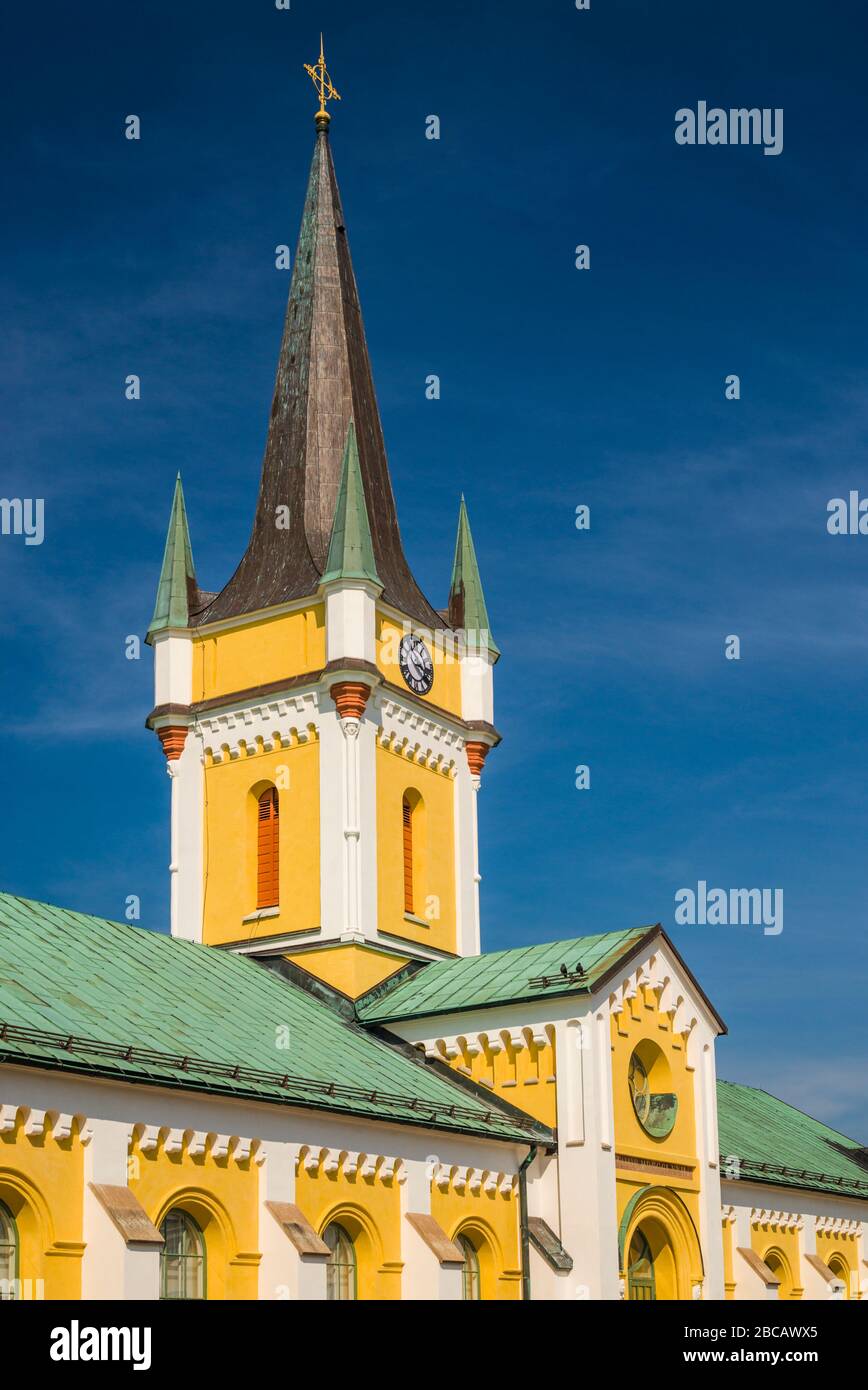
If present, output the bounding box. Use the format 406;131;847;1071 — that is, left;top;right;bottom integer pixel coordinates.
448;496;499;658
147;475;197;642
321;421;381;588
196;122;440;630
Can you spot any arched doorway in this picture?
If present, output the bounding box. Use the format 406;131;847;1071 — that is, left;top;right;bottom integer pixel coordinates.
620;1187;704;1301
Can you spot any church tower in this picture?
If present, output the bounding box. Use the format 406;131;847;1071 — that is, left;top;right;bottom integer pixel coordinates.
145;58;500;996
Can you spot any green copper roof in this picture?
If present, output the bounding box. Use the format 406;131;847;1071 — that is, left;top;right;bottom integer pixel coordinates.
448;496;499;657
717;1080;868;1200
147;474;196;641
320;421;381;589
357;927;654;1024
0;893;548;1144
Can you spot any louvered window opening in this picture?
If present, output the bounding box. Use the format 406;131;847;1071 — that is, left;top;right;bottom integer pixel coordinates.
402;797;413;914
257;787;279;909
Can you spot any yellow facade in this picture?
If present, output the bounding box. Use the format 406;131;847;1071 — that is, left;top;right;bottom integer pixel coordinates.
285;943;409;999
0;1113;85;1300
376;611;463;718
375;741;457;954
431;1173;522;1300
129;1133;260;1300
816;1228;861;1299
192;604;325;705
202;737;320;946
611;986;705;1299
436;1031;558;1130
295;1153;403;1300
751;1223;804;1300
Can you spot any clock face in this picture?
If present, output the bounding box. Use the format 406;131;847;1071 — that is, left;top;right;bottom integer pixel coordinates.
399;633;434;695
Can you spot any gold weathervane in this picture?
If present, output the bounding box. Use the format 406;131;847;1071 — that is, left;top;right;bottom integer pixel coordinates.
304;35;341;121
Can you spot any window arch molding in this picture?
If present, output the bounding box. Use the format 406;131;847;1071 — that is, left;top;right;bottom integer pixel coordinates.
154;1188;237;1302
451;1218;503;1301
318;1203;385;1302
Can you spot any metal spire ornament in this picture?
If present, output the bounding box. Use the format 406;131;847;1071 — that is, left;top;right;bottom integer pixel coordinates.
304;35;341;126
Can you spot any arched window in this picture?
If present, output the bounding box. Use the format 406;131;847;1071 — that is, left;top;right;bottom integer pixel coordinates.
402;795;414;913
827;1253;850;1299
323;1222;356;1301
160;1210;205;1300
257;786;279;909
627;1228;656;1301
458;1233;481;1301
0;1202;18;1301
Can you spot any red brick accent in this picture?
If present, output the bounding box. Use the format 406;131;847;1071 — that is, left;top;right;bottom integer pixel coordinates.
331;681;371;720
157;725;188;761
465;741;490;777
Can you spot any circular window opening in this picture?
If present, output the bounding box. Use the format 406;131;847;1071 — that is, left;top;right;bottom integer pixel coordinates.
628;1042;678;1139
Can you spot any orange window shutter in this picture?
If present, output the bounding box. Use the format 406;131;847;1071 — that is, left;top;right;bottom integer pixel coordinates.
257;788;279;909
402;798;413;914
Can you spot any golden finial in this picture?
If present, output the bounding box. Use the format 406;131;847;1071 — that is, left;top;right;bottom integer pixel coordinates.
304;34;341;126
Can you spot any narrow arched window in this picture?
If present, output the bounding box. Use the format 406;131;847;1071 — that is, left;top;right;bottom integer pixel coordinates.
0;1202;18;1301
459;1234;481;1301
160;1210;205;1300
257;786;279;909
323;1222;357;1301
402;796;414;913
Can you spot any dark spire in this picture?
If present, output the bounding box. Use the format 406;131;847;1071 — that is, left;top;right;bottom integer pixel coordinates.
196;125;440;629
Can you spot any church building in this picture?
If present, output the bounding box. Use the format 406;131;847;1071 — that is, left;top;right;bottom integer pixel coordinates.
1;56;866;1302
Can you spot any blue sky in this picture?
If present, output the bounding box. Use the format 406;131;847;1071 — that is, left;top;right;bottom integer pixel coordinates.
1;0;866;1135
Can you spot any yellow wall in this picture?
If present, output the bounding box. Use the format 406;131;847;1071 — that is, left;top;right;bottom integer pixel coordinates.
816;1229;861;1299
752;1225;804;1299
817;1234;862;1295
129;1133;259;1300
437;1031;558;1130
431;1174;522;1300
376;742;456;953
611;987;705;1299
376;612;462;718
295;1152;402;1300
193;604;325;705
0;1111;85;1299
285;944;411;999
203;737;320;945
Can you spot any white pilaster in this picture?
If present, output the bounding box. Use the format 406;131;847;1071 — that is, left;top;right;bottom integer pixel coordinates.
454;756;480;956
257;1141;328;1301
401;1157;463;1300
82;1119;160;1301
167;728;204;942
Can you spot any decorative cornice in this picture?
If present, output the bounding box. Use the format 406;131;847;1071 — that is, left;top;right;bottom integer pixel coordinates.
296;1145;406;1185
